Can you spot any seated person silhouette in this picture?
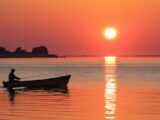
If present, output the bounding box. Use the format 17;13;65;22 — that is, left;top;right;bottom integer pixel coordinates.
9;69;21;82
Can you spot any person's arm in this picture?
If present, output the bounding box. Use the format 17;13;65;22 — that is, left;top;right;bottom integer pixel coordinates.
13;75;21;80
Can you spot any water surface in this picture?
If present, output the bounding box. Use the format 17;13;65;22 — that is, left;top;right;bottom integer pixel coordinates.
0;57;160;120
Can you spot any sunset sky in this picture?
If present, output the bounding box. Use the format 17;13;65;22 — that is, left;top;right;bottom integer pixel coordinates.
0;0;160;56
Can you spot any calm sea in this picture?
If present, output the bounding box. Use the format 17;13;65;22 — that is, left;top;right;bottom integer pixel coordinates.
0;57;160;120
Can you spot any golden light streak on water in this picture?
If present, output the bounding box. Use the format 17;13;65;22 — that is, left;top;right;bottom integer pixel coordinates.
104;56;117;120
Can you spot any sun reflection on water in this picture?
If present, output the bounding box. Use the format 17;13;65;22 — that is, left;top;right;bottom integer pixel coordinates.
104;56;117;120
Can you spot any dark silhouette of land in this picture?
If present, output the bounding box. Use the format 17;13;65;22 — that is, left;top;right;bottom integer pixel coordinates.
0;46;58;58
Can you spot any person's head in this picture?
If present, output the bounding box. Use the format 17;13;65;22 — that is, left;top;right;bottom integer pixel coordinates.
11;68;15;73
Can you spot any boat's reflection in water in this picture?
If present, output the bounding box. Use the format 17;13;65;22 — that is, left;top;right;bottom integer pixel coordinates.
7;87;69;104
8;89;16;104
104;56;117;120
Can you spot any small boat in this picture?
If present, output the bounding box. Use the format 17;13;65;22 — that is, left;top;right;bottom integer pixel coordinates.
3;75;71;89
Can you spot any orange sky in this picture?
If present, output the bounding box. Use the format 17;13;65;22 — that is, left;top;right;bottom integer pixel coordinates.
0;0;160;56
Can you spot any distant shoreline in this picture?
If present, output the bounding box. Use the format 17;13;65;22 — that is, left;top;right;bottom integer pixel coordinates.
119;55;160;57
0;55;58;58
65;55;160;57
0;54;160;58
0;46;59;58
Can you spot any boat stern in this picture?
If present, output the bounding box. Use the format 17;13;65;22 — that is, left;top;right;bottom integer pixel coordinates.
2;81;6;88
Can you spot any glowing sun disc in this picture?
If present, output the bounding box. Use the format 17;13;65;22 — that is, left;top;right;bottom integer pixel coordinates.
104;28;117;40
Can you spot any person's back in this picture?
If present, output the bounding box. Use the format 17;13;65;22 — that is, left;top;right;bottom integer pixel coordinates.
8;69;20;82
9;71;14;82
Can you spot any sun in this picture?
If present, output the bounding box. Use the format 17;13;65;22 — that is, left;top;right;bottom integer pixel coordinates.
104;28;117;40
